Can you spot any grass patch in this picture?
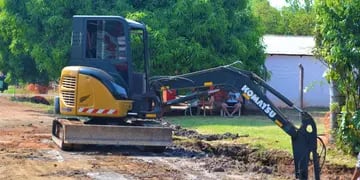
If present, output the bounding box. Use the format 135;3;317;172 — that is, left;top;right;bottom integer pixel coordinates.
4;85;28;94
16;99;54;113
8;96;55;114
325;146;357;168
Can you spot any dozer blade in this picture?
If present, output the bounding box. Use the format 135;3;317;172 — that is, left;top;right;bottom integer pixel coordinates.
52;119;172;150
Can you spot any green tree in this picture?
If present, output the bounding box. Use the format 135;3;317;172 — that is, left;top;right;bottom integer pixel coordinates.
0;0;266;85
283;0;315;35
251;0;284;34
281;7;315;35
285;0;313;12
138;0;266;76
0;0;134;84
314;0;360;153
251;0;315;35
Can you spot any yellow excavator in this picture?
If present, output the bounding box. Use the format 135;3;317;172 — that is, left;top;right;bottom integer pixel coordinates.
52;15;324;179
52;15;173;152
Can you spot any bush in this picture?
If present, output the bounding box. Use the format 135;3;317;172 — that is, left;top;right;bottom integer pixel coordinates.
336;110;360;154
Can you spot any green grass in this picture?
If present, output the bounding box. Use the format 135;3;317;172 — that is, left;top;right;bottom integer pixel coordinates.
8;97;55;114
3;85;28;94
325;146;357;167
3;85;56;114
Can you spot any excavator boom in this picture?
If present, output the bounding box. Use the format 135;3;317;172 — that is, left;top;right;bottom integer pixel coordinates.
151;65;322;179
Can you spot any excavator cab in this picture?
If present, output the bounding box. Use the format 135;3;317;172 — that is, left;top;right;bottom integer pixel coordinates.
72;15;149;96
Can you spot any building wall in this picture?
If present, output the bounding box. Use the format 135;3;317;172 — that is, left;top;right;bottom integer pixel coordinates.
265;55;329;107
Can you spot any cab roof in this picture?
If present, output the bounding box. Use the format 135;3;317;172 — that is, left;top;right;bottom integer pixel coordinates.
73;15;146;30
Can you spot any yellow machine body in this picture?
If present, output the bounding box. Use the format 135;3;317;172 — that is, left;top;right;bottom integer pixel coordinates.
59;66;133;118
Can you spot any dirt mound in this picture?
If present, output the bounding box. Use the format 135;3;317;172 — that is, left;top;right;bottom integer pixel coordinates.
174;139;294;178
173;126;247;141
11;96;50;105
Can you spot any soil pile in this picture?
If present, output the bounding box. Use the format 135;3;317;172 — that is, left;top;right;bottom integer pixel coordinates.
172;126;247;141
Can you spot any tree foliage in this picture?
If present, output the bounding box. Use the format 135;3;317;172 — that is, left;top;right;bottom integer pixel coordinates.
251;0;315;35
140;0;265;75
250;0;284;34
285;0;313;12
314;0;360;153
281;7;315;35
0;0;265;85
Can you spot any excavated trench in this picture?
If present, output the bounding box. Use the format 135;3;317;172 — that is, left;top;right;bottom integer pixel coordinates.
169;125;288;175
170;126;354;179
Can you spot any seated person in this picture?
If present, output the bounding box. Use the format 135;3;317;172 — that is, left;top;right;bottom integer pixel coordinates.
200;86;227;114
197;95;214;115
212;88;227;109
221;90;242;117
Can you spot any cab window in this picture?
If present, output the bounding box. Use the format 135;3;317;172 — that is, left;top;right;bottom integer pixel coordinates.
85;20;127;61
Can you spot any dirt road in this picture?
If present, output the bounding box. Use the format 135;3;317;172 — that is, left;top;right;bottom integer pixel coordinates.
0;96;353;179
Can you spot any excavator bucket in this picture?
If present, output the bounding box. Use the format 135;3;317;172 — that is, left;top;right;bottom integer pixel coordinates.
52;119;173;150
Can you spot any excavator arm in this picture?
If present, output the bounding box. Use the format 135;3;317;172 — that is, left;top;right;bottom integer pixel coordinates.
150;65;321;180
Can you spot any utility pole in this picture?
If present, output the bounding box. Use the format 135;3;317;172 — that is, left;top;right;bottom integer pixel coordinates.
299;64;304;122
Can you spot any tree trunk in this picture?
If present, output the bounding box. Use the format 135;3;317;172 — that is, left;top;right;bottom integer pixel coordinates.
329;80;344;142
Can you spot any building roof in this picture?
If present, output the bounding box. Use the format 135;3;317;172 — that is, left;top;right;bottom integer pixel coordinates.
263;35;315;56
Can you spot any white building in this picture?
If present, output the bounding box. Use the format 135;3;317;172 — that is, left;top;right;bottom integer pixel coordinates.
263;35;329;108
